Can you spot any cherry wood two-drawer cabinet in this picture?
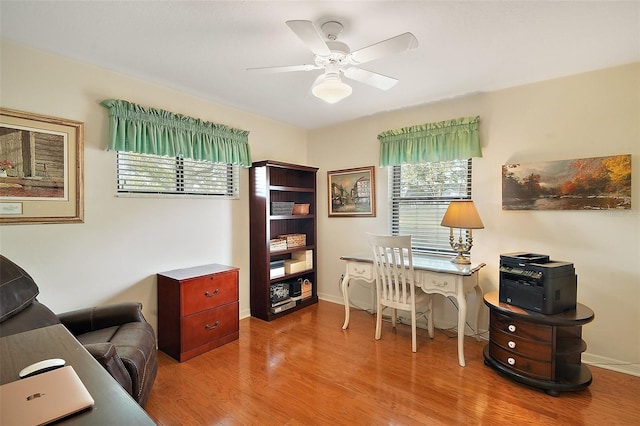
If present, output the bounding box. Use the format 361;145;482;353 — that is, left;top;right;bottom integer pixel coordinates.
157;264;239;362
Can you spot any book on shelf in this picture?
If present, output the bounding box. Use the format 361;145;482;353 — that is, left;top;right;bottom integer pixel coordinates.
270;299;296;314
291;294;312;302
270;260;285;279
271;297;293;307
270;268;285;279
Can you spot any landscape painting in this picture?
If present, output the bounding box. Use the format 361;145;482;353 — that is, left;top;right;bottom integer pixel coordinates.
502;154;631;210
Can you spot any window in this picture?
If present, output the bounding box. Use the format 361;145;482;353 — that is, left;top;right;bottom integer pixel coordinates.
117;152;239;198
389;159;472;256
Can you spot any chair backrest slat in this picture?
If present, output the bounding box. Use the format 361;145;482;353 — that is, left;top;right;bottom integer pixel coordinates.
368;234;415;308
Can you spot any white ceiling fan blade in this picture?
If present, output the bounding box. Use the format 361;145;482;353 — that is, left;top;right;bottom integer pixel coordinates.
246;64;321;74
349;32;418;64
286;20;332;56
343;67;398;90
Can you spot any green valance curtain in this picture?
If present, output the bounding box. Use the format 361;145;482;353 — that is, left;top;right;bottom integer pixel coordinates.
101;99;251;167
377;116;481;166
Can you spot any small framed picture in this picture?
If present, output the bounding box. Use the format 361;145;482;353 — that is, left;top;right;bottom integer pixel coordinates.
0;108;84;224
327;166;375;217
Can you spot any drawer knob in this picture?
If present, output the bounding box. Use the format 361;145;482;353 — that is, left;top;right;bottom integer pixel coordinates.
432;279;448;287
205;321;219;330
354;267;366;274
508;324;516;332
204;289;220;297
508;341;516;349
507;357;516;366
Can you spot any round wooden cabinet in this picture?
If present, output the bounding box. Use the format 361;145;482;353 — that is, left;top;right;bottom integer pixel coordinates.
483;291;594;396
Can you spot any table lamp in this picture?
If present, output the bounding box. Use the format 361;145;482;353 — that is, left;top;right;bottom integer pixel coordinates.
440;200;484;264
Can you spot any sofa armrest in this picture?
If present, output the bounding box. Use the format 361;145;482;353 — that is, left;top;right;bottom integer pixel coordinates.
58;302;146;335
0;300;60;337
83;342;133;396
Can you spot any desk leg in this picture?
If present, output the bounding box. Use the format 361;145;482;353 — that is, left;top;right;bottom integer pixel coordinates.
457;290;467;367
473;284;483;341
341;272;352;330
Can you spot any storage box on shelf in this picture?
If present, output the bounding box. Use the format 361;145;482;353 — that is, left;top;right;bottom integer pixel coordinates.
279;233;306;249
271;202;294;215
269;239;288;252
270;282;290;303
301;278;312;299
284;259;307;274
249;160;318;321
293;203;310;215
292;250;313;270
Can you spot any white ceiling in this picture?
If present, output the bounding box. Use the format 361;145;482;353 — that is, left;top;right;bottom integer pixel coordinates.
1;1;639;129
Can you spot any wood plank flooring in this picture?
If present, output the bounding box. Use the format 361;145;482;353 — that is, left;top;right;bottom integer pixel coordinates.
146;301;640;425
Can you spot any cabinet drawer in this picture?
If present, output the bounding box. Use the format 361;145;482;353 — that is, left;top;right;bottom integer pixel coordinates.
182;271;239;316
418;271;457;296
182;302;239;351
489;342;552;380
347;262;374;281
490;326;552;360
491;311;552;342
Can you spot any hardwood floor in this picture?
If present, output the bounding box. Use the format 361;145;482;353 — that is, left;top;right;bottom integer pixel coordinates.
146;301;640;425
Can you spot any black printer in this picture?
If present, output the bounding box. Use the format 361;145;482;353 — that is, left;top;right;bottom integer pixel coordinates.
499;252;577;314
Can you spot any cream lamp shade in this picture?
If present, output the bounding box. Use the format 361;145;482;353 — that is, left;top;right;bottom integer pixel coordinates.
440;200;484;264
440;200;484;229
312;73;352;104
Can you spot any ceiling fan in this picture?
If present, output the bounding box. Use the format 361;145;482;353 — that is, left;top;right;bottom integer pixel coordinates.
247;20;419;104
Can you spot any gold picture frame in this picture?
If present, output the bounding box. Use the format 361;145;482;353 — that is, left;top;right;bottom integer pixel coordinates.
328;166;376;217
502;154;631;210
0;108;84;224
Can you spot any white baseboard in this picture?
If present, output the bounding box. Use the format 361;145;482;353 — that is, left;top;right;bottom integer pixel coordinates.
319;293;343;305
582;353;640;377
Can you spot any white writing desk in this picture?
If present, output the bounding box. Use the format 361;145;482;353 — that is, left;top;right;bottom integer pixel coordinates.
340;252;485;366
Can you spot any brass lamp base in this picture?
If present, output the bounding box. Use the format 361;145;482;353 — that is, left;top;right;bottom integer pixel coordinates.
450;252;471;264
448;228;474;264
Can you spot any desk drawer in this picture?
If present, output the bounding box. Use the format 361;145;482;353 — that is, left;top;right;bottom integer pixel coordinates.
347;262;374;281
182;302;239;351
182;271;239;316
417;271;458;296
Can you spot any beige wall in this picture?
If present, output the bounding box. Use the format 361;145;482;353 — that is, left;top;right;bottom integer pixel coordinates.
309;63;640;375
0;40;308;328
2;39;638;375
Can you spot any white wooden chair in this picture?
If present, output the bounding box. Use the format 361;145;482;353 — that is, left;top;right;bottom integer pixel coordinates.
368;233;433;352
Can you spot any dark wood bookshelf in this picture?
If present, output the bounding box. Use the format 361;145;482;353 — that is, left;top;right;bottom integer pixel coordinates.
249;160;318;321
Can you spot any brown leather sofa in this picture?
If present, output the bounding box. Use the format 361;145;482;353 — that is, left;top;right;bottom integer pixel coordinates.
0;255;157;407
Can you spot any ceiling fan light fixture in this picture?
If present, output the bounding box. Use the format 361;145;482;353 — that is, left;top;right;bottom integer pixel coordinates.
312;74;352;104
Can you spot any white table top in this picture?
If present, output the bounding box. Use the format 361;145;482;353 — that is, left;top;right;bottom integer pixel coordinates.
340;251;485;276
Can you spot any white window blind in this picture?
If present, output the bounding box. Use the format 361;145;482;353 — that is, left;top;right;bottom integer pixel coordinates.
117;152;239;198
389;159;472;256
